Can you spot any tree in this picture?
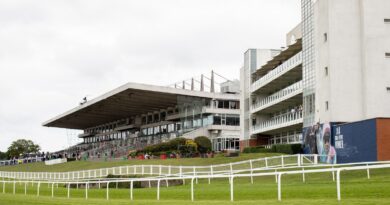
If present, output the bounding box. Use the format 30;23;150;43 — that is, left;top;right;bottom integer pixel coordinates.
194;136;212;154
7;139;41;158
0;151;8;160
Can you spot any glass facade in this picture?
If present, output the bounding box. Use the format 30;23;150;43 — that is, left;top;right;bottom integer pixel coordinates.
302;0;316;126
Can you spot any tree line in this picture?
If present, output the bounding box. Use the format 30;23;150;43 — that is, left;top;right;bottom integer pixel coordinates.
0;139;41;160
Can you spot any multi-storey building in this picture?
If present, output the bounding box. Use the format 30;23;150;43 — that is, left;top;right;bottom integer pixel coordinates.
240;24;303;148
43;76;241;158
241;0;390;163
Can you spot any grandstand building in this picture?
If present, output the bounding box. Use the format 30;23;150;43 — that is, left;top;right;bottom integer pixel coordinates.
240;0;390;156
43;74;241;157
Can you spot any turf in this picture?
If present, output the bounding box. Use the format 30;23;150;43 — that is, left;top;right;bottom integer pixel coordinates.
1;168;390;204
0;153;281;172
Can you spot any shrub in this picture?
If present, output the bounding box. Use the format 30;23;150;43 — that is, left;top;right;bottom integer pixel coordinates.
194;136;212;154
136;137;187;155
242;146;271;153
271;144;302;154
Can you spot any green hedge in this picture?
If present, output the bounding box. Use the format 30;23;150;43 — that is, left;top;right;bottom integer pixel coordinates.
243;144;302;154
194;136;212;153
137;137;187;155
243;146;272;153
271;144;302;154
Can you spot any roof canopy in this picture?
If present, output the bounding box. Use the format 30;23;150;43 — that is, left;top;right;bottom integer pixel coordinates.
43;82;239;130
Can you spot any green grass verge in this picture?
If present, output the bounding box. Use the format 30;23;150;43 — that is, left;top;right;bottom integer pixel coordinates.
0;153;281;172
1;168;390;204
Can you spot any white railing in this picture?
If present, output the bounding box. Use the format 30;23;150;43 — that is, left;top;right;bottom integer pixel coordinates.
252;110;303;135
0;154;315;181
266;133;303;148
251;51;302;93
1;159;389;202
251;81;302;112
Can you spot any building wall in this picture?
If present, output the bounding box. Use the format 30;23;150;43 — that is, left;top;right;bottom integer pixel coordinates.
333;119;377;163
240;49;279;144
360;0;390;119
376;118;390;161
286;23;302;47
314;0;390;123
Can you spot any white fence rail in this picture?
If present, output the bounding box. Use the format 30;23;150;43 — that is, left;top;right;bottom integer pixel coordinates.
1;161;389;202
0;154;318;180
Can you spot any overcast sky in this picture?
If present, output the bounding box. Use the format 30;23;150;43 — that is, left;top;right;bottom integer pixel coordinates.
0;0;301;152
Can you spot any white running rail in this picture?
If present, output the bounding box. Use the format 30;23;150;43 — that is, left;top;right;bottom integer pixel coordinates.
1;161;389;202
0;154;319;180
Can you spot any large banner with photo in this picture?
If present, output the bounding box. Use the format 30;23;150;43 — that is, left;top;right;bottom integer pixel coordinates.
303;122;337;164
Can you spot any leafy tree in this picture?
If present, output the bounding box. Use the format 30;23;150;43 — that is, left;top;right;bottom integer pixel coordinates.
194;136;212;154
0;151;8;160
7;139;40;158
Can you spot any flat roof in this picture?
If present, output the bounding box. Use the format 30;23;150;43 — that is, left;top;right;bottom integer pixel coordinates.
253;39;302;76
43;82;239;130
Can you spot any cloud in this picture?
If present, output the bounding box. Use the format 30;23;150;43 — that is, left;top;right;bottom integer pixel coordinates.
0;0;301;151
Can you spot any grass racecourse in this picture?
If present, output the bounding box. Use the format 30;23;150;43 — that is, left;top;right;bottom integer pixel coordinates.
1;153;390;205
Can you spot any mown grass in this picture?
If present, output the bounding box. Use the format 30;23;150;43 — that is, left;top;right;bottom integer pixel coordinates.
0;153;281;172
1;168;390;205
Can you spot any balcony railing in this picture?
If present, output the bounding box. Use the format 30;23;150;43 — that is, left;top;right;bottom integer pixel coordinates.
251;51;302;92
251;81;302;112
252;110;303;134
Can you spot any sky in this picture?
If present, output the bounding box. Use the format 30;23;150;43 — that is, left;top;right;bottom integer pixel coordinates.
0;0;301;152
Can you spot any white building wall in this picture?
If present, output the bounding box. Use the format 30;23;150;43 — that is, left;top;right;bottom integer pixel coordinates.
314;0;390;123
359;0;390;118
240;49;279;143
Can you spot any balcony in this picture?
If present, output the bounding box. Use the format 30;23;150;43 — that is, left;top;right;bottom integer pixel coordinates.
252;110;303;135
251;81;302;114
251;51;302;93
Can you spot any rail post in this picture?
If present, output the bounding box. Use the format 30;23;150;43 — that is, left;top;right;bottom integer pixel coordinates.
157;179;160;200
302;167;305;183
85;182;88;200
336;169;341;201
366;164;370;179
277;173;282;201
332;166;335;181
191;177;195;201
230;176;234;202
13;181;15;195
249;160;254;184
37;182;40;197
67;183;70;198
130;181;133;200
24;182;27;195
106;182;110;200
51;183;54;197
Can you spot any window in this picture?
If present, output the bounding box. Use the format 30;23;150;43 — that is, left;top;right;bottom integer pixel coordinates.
324;33;328;42
325;67;328;76
386;53;390;58
385;19;390;23
325;101;329;111
387;87;390;92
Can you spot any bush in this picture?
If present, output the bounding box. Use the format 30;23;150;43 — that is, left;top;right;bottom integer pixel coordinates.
242;146;271;153
271;144;302;154
243;144;302;154
194;136;212;154
178;139;197;157
136;137;187;155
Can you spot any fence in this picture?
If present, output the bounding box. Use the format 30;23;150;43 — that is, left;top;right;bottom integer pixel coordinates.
0;154;318;181
1;161;389;202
